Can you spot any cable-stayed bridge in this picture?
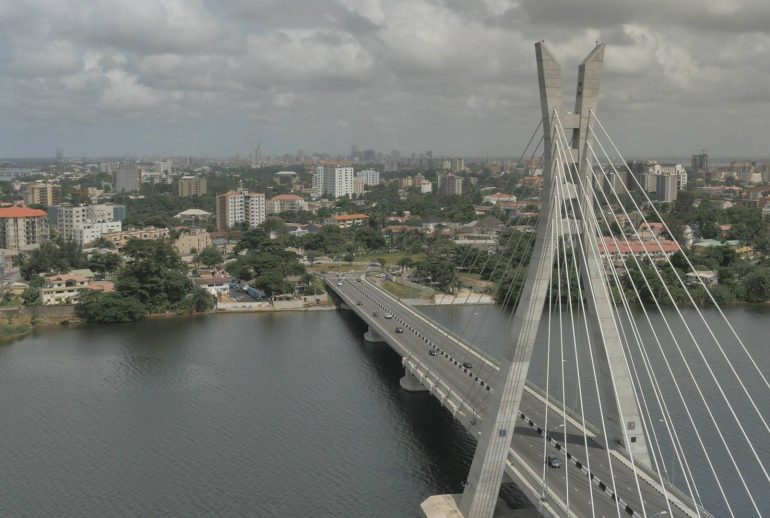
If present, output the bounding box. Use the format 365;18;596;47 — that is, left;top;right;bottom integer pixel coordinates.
324;41;770;518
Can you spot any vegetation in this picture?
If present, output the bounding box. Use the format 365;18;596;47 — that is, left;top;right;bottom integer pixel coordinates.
76;239;215;323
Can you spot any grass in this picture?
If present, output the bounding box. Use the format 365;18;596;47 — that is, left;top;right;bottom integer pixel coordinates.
0;322;32;344
381;280;426;299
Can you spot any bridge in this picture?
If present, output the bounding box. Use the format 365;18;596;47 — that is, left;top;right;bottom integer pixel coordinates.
322;42;770;518
325;274;706;518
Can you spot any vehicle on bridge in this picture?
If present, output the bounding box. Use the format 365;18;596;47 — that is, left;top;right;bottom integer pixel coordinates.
384;313;393;319
395;327;403;333
546;456;560;469
462;361;473;369
428;349;437;357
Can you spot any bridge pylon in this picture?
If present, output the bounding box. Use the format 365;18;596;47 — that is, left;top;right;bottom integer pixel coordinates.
422;41;652;518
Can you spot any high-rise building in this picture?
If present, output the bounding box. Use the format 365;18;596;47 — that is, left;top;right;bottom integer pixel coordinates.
353;177;365;196
312;167;325;198
155;160;173;175
323;167;354;198
363;149;376;162
437;173;463;196
56;203;124;244
24;182;61;208
216;190;266;231
356;169;380;186
0;207;49;251
656;174;679;203
451;156;465;173
691;152;708;179
114;163;140;192
178;176;207;197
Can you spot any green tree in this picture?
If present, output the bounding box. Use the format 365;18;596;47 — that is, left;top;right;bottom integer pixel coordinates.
76;291;148;323
197;246;223;268
21;287;41;306
88;252;122;275
744;269;770;303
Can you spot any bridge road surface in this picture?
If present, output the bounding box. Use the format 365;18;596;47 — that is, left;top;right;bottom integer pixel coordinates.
325;273;705;518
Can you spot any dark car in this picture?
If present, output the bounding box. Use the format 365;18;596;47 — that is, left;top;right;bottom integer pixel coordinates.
356;278;362;282
462;361;473;369
546;456;561;468
429;349;438;356
356;301;362;305
395;327;403;333
373;312;379;317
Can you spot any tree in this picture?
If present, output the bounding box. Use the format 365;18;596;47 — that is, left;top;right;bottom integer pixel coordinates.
116;239;193;312
743;269;770;303
21;287;41;306
76;290;147;323
197;246;223;268
88;252;122;275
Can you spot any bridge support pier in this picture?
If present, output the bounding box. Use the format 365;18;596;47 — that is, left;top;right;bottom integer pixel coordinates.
421;494;522;517
400;370;428;392
363;325;385;343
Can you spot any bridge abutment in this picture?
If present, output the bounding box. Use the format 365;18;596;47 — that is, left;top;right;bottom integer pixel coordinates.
363;325;385;343
400;369;428;392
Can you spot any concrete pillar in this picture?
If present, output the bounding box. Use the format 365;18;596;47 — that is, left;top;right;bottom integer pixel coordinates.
400;370;428;392
363;325;385;343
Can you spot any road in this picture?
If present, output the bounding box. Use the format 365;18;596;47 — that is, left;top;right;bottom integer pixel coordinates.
325;273;707;518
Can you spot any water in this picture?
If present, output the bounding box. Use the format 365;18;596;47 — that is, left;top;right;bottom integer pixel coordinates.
1;305;769;517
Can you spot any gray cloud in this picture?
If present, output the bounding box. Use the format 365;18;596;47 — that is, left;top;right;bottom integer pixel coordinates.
0;0;768;158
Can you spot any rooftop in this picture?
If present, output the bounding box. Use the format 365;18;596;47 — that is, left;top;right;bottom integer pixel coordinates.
0;207;47;218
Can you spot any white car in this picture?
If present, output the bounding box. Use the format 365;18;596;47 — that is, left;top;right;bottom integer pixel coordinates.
337;281;344;286
384;313;393;319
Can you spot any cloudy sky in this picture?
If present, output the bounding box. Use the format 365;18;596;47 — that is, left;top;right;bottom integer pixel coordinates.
1;0;768;159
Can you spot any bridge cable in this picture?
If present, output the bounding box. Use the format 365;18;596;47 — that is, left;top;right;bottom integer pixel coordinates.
552;125;623;517
550;138;599;517
565;134;689;517
588;120;770;507
584;130;756;515
578;151;702;516
582;140;733;515
582;142;707;514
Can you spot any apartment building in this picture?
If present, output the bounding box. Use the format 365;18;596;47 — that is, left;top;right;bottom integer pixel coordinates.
267;194;308;214
101;226;170;250
323;213;369;229
24;182;61;208
216;190;266;231
0;207;49;251
178;176;207;197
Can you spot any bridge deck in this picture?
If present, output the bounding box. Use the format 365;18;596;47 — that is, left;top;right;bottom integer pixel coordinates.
325;273;708;518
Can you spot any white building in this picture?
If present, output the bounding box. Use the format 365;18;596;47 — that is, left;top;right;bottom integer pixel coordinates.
72;221;122;246
312;167;324;198
57;204;122;244
155;160;173;175
420;180;433;194
323;167;354;198
356;169;380;186
216;190;266;231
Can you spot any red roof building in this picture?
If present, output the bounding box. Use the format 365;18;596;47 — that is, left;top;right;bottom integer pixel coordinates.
0;207;48;251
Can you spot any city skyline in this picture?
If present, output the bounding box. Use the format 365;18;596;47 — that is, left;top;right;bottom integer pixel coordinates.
1;0;769;158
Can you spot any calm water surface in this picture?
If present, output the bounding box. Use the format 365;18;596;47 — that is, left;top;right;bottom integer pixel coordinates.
1;305;769;517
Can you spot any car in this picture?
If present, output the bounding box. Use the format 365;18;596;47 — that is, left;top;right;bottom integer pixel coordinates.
546;456;561;468
429;349;438;356
395;327;403;333
337;281;344;286
462;361;473;369
384;313;393;319
356;278;362;282
356;301;362;305
372;312;379;317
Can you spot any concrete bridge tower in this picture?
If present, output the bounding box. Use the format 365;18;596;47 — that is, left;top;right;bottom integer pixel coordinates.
422;41;652;518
